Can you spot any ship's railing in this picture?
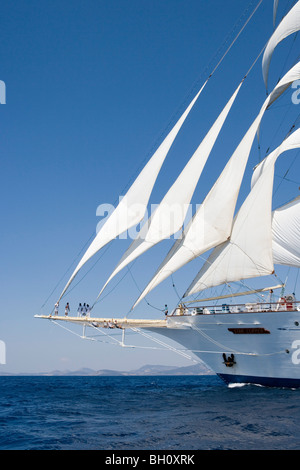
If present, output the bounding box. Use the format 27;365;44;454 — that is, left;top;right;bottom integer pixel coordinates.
170;300;300;316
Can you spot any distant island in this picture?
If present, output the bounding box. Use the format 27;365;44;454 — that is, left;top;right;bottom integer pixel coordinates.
0;363;214;376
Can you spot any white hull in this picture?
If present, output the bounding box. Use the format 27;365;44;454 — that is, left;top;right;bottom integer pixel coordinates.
147;309;300;388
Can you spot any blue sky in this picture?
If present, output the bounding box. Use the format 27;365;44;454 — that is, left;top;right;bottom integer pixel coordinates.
1;0;300;373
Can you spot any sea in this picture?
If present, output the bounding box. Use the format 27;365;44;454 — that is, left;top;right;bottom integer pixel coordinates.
0;374;299;452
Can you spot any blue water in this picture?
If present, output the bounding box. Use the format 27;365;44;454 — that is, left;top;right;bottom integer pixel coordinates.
0;375;299;450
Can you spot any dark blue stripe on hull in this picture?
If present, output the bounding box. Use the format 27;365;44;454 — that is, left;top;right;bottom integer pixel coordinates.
218;373;300;389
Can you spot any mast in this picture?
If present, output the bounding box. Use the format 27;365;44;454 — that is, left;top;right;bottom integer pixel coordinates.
55;1;267;304
132;61;300;309
184;129;300;297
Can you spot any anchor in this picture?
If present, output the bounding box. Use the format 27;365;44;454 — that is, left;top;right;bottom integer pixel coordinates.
222;353;236;367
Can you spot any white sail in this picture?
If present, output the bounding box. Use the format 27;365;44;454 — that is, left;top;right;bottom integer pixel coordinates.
97;82;242;298
132;61;300;308
252;128;300;188
185;129;300;296
58;82;206;301
262;0;300;89
273;0;279;27
272;196;300;267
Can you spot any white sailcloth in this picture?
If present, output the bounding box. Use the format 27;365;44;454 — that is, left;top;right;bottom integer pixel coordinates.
97;82;242;299
272;196;300;267
133;61;300;308
58;82;206;301
185;128;300;296
252;128;300;188
273;0;279;27
262;0;300;89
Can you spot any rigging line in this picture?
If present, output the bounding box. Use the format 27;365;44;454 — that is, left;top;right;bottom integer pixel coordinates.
265;84;300;155
270;114;300;187
50;318;87;340
177;244;235;301
123;262;168;316
171;274;181;302
90;259;138;310
245;40;269;96
182;109;300;298
238;279;276;301
60;241;113;301
48;0;266;309
277;32;298;83
82;325;189;352
130;327;197;362
187;322;287;357
189;323;242;354
110;0;265;203
274;174;300;185
209;0;264;79
294;270;299;293
191;238;275;297
52;320;118;345
269;102;296;110
261;115;300;192
40;232;95;311
53;317;287;358
90;255;164;315
89;322;124;346
189;347;288;357
264;103;293;156
273;148;300;196
265;95;300;158
272;271;286;288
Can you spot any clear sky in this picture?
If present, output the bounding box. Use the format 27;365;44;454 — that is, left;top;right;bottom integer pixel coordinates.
1;0;300;373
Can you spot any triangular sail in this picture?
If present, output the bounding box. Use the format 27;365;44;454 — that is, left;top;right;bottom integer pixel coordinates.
262;0;300;89
96;82;242;299
132;61;300;309
58;82;207;301
272;196;300;267
185;128;300;296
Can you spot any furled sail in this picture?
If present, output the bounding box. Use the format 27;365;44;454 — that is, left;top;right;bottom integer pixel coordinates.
58;82;207;301
272;196;300;267
273;0;279;27
262;0;300;89
132;61;300;309
96;82;242;299
185;128;300;296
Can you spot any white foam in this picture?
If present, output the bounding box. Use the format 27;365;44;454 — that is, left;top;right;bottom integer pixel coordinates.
228;382;247;388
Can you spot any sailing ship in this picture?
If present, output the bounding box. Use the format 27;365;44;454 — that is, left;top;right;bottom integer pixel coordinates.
36;1;300;388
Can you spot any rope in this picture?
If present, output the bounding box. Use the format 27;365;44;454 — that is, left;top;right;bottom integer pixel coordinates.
171;274;182;302
50;315;289;360
274;149;300;196
40;233;95;312
210;0;264;80
294;270;300;294
43;0;265;310
130;327;197;362
187;322;288;357
50;317;199;361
